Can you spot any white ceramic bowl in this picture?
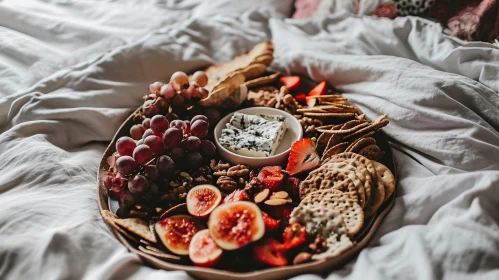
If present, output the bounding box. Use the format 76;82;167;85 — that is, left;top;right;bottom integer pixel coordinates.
214;107;303;169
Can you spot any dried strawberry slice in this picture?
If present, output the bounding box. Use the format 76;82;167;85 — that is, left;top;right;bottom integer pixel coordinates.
257;166;284;192
285;138;320;176
223;189;250;204
306;80;327;107
253;238;288;267
261;211;280;233
279;76;301;90
277;222;307;251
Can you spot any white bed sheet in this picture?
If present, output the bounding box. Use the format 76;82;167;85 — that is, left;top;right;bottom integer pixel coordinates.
1;2;499;280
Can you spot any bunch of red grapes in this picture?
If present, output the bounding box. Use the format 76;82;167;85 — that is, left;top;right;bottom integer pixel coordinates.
104;70;222;218
143;71;210;117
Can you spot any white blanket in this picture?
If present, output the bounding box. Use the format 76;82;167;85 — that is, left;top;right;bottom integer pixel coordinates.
1;2;499;280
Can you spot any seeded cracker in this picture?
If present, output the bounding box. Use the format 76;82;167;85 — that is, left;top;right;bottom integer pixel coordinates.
300;189;364;236
363;169;386;217
322;161;371;207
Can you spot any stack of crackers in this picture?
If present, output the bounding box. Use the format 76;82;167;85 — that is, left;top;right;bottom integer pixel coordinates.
200;42;279;108
291;152;395;260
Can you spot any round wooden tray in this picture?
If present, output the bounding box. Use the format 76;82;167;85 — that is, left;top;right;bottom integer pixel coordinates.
97;86;397;280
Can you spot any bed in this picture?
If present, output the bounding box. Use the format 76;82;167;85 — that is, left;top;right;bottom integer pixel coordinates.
1;0;499;279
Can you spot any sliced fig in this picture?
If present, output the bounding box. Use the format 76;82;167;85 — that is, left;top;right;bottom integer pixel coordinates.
208;201;265;250
155;215;205;255
186;184;222;218
189;229;223;267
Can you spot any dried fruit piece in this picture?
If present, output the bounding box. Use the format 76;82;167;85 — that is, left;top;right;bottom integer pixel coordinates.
295;92;307;104
257;166;284;192
189;229;223;267
277;222;307;251
286;138;320;176
306;81;327;107
253;238;288;267
155;215;205;255
208;201;265;250
279;76;301;90
284;176;300;201
223;189;250;204
261;211;280;233
186;185;222;218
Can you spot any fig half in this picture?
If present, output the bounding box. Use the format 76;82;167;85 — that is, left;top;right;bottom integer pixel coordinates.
186;184;222;218
208;201;265;250
155;215;205;255
189;229;223;267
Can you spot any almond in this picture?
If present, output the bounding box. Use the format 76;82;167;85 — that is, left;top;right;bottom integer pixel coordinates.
264;198;289;206
269;191;289;200
254;189;270;204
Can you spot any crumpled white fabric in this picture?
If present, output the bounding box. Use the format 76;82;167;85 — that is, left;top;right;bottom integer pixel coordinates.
1;3;499;280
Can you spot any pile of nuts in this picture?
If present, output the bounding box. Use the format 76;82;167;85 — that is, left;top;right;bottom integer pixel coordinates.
246;86;302;114
210;160;250;193
159;165;214;206
295;115;323;138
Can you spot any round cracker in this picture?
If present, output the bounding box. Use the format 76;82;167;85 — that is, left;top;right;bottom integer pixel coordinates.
363;174;385;217
323;153;376;205
290;202;349;239
372;161;395;202
301;189;364;236
299;166;364;206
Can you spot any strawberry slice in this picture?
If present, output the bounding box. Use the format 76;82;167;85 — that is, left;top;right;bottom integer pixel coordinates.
223;189;250;204
253;238;288;267
261;211;280;233
294;93;307;104
277;222;307;251
306;80;327;107
286;138;320;176
257;166;284;192
280;76;301;90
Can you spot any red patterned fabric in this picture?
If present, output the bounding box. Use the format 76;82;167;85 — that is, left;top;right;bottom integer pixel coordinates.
430;0;499;42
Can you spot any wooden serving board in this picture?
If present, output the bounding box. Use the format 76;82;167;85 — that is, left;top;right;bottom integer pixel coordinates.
96;79;397;280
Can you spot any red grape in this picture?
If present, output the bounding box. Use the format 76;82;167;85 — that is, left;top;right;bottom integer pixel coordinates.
200;140;216;158
191;115;209;124
143;183;159;203
171;94;184;107
116;136;136;157
144;135;165;155
149;81;163;94
133;144;153;165
191;119;209;139
184;120;191;134
150;115;169;134
185;136;201;151
170;147;184;162
136;139;144;146
170;120;186;131
116;156;138;175
165;112;179;122
199;88;209;99
142;128;155;139
128;174;149;195
170;71;189;91
187;152;203;170
130;124;145;140
163;127;183;148
116;207;129;218
191;86;202;99
192;71;208;87
120;191;137;207
157;155;175;175
160;83;175;99
145;165;159;181
142;118;151;129
181;87;193;99
204;108;221;124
